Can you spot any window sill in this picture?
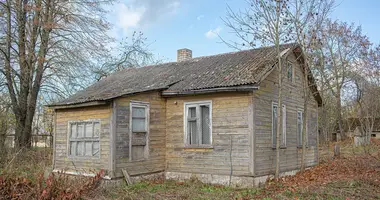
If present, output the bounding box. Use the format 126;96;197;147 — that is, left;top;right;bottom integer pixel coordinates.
183;145;214;149
129;159;148;163
272;146;287;149
67;156;100;160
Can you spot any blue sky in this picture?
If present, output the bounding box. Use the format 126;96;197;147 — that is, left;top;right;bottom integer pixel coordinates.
108;0;380;62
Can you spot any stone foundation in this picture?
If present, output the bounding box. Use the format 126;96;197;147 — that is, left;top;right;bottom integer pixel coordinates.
55;169;305;188
165;169;301;188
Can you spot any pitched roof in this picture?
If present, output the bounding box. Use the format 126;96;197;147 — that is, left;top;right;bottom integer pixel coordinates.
51;43;320;107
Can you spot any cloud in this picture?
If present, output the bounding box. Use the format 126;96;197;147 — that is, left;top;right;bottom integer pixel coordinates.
197;15;204;21
205;26;222;39
111;0;180;34
117;3;145;32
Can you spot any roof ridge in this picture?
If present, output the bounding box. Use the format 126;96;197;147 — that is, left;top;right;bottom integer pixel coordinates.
139;42;298;68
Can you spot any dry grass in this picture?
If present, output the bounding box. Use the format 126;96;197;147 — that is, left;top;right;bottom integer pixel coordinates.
95;139;380;200
1;140;379;200
0;148;103;199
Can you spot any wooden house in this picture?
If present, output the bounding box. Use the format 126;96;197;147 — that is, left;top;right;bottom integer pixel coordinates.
49;44;322;187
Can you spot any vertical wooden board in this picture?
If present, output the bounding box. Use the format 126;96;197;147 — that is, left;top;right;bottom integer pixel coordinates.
53;105;112;174
252;52;319;175
165;92;251;176
114;92;166;177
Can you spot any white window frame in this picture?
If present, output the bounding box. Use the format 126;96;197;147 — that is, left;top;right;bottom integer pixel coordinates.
297;110;308;147
184;100;212;147
272;102;286;148
129;101;150;161
67;120;101;159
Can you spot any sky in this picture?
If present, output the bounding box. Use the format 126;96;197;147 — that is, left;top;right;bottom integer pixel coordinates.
107;0;380;62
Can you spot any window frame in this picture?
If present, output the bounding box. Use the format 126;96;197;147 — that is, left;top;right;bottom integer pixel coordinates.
282;104;287;147
287;61;295;83
129;101;150;161
183;100;213;148
272;102;286;148
67;120;101;159
297;110;308;147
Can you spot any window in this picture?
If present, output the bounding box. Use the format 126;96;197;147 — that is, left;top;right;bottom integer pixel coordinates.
130;101;149;161
282;105;286;147
272;103;286;147
184;101;212;146
69;121;100;157
297;110;308;146
287;62;294;82
132;107;147;132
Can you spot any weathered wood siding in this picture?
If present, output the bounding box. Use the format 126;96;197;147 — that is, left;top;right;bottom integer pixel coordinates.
253;53;319;176
54;105;111;173
114;92;166;177
166;93;252;176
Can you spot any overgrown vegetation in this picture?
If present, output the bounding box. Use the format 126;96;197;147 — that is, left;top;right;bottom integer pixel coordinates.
95;139;380;200
2;141;378;200
0;148;103;199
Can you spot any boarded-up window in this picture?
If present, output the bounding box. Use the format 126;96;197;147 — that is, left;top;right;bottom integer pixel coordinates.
130;102;149;161
185;101;212;146
272;103;286;147
69;121;100;157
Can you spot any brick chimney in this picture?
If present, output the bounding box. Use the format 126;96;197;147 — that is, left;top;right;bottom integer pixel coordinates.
177;48;192;62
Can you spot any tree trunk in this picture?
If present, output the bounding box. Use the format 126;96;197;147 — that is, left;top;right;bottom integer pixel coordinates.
0;118;7;155
301;64;309;172
336;92;343;141
274;0;282;179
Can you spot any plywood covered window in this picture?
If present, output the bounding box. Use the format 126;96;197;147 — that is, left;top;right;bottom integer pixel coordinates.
130;101;149;161
297;110;308;147
68;121;100;157
184;101;212;146
272;103;286;147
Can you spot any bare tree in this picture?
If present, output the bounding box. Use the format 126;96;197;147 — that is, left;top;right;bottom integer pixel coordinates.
286;0;334;172
313;20;370;141
351;44;380;147
0;0;116;148
0;94;13;154
223;0;293;178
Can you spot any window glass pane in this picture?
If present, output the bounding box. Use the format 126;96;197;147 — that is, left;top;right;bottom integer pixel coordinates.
93;142;100;156
132;118;146;132
85;123;93;138
272;105;278;146
298;112;303;146
188;121;198;144
287;63;293;80
77;141;84;156
93;122;100;137
85;142;92;156
282;105;286;146
70;141;76;156
70;124;77;139
132;107;145;118
201;105;211;144
77;124;84;138
188;107;196;118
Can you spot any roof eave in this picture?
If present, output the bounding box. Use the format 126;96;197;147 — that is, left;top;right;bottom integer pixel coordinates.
48;100;108;110
161;84;259;96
